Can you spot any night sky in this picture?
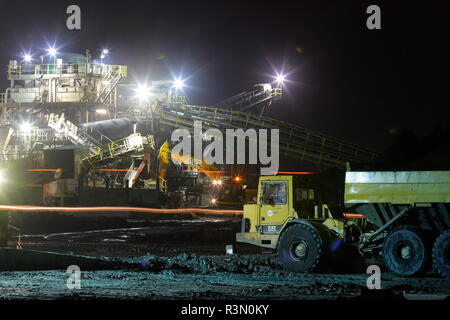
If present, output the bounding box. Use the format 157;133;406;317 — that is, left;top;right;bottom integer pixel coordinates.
0;0;448;152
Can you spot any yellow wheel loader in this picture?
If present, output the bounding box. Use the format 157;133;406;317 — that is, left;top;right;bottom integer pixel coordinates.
236;172;450;277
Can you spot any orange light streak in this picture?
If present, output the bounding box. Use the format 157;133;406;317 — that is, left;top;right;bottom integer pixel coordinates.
274;171;317;175
0;205;243;216
343;213;365;219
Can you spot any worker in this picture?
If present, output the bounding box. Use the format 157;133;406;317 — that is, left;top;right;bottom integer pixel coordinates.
264;183;285;205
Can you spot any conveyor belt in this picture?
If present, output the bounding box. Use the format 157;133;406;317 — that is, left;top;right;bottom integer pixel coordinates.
213;84;281;114
158;105;378;168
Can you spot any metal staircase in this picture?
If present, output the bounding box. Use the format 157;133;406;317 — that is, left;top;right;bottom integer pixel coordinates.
48;113;145;167
96;68;122;104
157;105;378;168
48;113;104;154
82;133;145;167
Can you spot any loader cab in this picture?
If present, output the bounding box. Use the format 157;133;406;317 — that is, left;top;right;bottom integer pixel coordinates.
257;177;290;231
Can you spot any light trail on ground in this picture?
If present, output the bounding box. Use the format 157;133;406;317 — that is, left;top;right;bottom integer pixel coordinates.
0;205;243;215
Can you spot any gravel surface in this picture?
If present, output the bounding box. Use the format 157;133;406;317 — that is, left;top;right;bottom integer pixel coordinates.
1;253;449;300
2;214;449;300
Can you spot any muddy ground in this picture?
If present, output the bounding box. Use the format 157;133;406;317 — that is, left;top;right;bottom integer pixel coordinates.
1;213;449;300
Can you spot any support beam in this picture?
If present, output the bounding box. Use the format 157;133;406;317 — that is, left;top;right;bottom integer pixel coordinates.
0;210;9;247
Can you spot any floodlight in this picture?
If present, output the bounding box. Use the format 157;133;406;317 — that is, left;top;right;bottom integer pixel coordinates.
275;73;286;84
23;54;32;63
173;78;184;89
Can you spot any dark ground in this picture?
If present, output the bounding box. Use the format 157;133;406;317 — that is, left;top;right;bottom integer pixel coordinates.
1;213;449;300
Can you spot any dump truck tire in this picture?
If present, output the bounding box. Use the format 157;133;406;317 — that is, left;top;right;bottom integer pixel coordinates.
432;229;450;278
277;223;322;273
382;225;429;277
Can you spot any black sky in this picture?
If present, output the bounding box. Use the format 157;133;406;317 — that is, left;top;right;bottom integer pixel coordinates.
0;0;448;152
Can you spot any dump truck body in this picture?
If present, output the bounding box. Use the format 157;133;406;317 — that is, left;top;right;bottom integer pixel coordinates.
344;171;450;228
345;171;450;204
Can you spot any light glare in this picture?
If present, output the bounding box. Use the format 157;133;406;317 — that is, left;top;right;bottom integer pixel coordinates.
275;74;286;84
173;78;184;89
19;122;33;133
23;54;32;63
96;109;108;115
47;47;57;56
135;85;150;100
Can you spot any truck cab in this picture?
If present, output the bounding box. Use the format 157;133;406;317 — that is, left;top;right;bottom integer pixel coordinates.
237;175;345;273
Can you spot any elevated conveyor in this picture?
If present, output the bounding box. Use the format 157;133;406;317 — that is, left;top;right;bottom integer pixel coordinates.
157;104;378;168
213;84;281;115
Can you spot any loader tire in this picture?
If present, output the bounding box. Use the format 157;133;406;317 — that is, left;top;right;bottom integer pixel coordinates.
278;223;323;273
432;229;450;278
382;225;429;277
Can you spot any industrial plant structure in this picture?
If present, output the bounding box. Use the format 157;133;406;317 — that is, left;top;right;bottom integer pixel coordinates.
0;50;377;209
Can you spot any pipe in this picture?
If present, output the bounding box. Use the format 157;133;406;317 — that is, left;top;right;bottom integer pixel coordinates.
4;88;11;103
81;117;152;141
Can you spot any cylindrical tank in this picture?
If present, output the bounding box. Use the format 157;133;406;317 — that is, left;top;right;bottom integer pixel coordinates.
81;117;152;142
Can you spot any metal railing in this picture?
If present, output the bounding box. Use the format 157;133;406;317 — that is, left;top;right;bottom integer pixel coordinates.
213;85;282;114
15;128;55;143
7;63;127;79
82;133;145;167
159;177;168;194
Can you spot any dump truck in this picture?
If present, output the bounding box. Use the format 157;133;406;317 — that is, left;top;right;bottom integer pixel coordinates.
236;171;450;277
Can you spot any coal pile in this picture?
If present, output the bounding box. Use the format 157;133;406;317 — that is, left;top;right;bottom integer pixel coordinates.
126;253;292;276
